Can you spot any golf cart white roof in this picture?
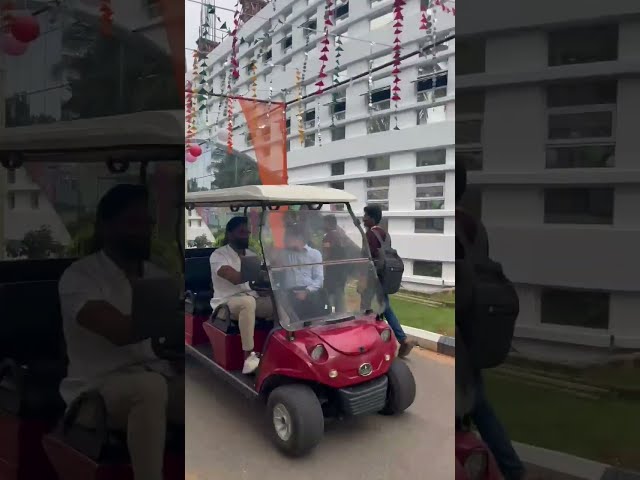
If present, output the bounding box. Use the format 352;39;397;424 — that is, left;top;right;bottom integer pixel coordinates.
0;110;184;163
186;185;357;206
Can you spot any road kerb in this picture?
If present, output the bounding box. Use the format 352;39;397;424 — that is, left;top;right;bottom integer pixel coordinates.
403;325;455;357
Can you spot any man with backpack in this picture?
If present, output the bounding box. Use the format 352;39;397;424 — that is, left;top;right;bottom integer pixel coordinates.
456;163;526;480
362;205;415;358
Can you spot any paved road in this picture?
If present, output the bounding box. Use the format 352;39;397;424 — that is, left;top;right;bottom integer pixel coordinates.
185;348;455;480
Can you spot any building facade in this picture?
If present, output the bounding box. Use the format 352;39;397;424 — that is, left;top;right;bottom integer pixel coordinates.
199;0;456;292
457;0;640;348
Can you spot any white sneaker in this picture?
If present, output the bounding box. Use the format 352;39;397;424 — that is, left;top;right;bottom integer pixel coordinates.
242;352;260;375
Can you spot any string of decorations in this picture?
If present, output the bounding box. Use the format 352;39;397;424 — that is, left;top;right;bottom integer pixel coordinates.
295;68;304;145
226;0;242;152
366;42;374;128
330;35;344;128
315;0;333;95
434;0;455;15
99;0;112;37
391;0;405;130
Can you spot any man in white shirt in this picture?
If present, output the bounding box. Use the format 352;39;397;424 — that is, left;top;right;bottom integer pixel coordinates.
58;185;183;480
210;216;273;374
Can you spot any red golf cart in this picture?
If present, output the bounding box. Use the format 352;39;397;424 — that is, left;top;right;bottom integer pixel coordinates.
0;111;185;479
184;185;417;456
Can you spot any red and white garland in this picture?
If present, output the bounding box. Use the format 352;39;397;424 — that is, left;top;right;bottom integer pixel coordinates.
315;0;333;94
391;0;405;121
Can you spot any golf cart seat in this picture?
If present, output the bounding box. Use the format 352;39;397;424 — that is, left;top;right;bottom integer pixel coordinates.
184;254;215;346
0;280;69;480
42;391;184;480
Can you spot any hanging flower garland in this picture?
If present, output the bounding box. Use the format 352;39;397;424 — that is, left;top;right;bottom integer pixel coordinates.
185;80;194;148
366;42;374;126
99;0;112;37
330;35;344;128
295;68;304;145
250;59;258;98
391;0;405;129
315;0;333;95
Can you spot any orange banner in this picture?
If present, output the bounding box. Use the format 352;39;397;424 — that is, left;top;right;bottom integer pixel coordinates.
238;99;288;247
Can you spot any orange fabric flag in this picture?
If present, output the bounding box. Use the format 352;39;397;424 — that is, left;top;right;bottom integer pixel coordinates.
238;99;288;247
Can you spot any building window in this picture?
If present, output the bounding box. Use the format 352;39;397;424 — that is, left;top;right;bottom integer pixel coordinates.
370;11;393;31
285;118;291;135
302;17;317;39
367;86;391;133
456;120;482;144
546;80;616;168
414;261;442;278
286;140;291;152
8;192;15;209
417;105;447;126
548;25;618;66
456;150;483;171
331;126;346;141
417;149;446;167
335;1;349;21
415;172;445;210
263;47;272;63
416;72;448;102
457;90;485;115
367;155;390;172
30;191;39;209
331;97;346;121
7;169;16;184
331;161;345;176
281;28;293;53
415;217;444;234
541;288;609;329
304;132;315;148
304;108;316;129
329;181;345;211
544;188;613;225
456;38;486;75
366;177;389;211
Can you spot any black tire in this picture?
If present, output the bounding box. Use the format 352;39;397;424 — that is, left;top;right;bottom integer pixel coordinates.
266;384;325;457
380;359;416;415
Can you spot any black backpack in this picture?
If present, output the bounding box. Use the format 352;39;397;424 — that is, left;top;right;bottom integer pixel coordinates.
370;227;404;295
456;218;519;369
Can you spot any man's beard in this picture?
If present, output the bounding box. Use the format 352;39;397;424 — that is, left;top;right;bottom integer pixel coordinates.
232;238;249;250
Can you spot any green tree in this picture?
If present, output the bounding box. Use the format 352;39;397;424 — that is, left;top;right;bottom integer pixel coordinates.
193;234;213;248
207;149;260;189
18;226;64;259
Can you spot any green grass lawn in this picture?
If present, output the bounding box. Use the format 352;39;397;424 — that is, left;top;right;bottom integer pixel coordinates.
484;372;640;470
390;296;455;337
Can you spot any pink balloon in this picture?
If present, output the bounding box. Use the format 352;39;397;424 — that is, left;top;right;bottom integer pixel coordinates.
0;33;28;56
189;144;202;157
185;152;197;163
11;16;41;43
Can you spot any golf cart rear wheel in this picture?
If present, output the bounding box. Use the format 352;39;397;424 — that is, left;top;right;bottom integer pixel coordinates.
380;359;416;415
266;384;324;457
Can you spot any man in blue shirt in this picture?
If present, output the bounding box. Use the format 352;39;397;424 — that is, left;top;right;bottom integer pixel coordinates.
278;224;326;320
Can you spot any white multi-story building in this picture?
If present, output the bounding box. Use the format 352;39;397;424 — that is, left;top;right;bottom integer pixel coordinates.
198;0;455;292
457;0;640;348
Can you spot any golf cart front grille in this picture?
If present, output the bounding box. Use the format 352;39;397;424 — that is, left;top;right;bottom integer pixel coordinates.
337;375;388;416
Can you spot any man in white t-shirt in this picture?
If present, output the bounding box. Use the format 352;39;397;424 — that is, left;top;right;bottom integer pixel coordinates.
58;184;183;480
210;216;273;374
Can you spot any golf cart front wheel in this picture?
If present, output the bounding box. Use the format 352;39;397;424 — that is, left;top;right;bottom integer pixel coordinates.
380;359;416;415
266;384;324;457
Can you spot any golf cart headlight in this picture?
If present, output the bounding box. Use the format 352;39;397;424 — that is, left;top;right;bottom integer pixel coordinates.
310;344;327;361
464;452;488;480
380;329;392;342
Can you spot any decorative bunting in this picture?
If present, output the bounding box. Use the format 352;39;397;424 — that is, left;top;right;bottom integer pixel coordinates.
331;35;344;127
99;0;113;37
316;0;334;95
391;0;405;129
434;0;456;15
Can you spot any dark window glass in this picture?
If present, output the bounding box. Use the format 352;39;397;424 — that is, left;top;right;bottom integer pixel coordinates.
414;261;443;277
546;145;615;168
544;188;614;224
547;80;617;107
541;288;609;329
548;25;618;66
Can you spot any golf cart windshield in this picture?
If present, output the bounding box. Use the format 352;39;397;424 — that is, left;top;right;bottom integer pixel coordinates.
261;207;385;330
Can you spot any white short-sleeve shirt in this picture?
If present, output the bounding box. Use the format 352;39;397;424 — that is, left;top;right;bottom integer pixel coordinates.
209;244;258;309
58;250;173;404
